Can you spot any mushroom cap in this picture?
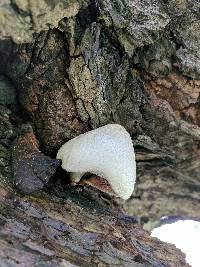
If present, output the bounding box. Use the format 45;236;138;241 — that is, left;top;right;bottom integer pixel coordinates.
57;124;136;200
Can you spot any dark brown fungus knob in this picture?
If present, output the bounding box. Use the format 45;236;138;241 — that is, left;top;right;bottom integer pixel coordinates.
12;132;61;194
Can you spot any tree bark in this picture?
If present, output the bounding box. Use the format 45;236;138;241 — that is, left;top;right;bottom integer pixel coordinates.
0;176;190;267
0;0;200;265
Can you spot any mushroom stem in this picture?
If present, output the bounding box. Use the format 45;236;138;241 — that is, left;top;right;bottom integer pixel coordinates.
69;172;85;184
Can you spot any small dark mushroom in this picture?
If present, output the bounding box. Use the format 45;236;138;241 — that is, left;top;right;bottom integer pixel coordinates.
12;131;61;194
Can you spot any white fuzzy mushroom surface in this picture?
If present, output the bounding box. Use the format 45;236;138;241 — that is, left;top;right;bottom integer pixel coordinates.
57;124;136;200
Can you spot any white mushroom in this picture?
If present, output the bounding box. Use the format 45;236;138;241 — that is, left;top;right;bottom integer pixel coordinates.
56;124;136;200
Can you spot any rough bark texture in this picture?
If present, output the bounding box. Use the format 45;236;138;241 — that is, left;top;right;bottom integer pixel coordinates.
0;0;200;265
0;177;190;267
12;131;61;194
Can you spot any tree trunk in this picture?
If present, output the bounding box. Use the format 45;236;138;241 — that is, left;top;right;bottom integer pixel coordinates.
0;0;200;265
